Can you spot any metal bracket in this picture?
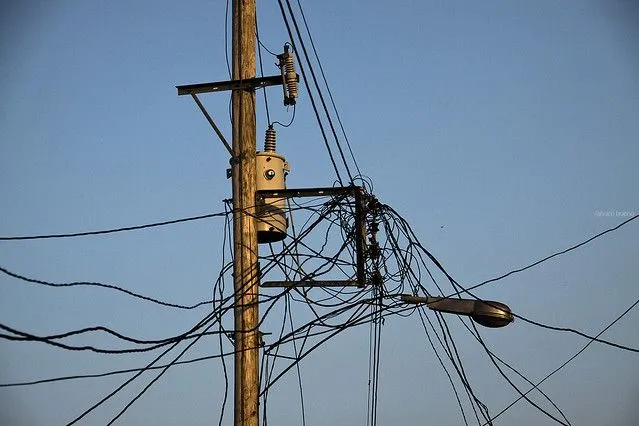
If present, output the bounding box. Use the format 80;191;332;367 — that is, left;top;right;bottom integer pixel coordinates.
176;74;297;96
176;73;300;156
189;93;233;156
257;186;368;288
262;280;360;288
175;74;300;156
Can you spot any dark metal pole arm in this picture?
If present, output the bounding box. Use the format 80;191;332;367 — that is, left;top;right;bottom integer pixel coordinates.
176;74;298;96
401;295;475;315
190;93;233;156
400;294;514;328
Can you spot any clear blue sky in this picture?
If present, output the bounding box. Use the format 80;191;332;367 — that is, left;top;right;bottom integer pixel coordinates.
1;1;638;425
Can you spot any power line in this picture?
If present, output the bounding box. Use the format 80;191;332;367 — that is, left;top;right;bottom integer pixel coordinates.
104;313;225;425
0;305;230;355
470;321;570;426
0;323;225;347
62;264;289;424
0;352;226;388
0;321;184;354
2;166;633;425
0;211;228;241
64;290;240;425
282;0;354;182
286;293;307;426
416;306;471;425
255;11;272;125
374;204;636;423
294;0;362;179
485;297;639;425
0;265;213;310
511;309;639;353
435;312;492;424
380;205;639;353
457;317;572;425
276;0;344;185
460;214;639;295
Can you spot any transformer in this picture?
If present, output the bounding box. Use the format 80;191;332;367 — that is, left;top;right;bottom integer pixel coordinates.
256;127;290;244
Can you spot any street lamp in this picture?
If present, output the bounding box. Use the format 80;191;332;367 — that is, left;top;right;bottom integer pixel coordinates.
400;295;514;328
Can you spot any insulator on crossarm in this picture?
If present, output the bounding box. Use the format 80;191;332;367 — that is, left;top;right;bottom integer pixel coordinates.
264;126;276;152
280;45;298;106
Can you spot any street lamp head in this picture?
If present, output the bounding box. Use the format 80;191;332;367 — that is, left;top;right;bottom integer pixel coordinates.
470;300;514;328
400;294;514;328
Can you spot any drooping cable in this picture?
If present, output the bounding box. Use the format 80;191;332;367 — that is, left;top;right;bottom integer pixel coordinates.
434;312;491;424
216;201;234;426
272;104;296;128
459;214;639;295
286;293;307;426
282;0;354;182
276;0;344;185
511;311;639;353
104;313;227;426
224;0;231;78
416;306;470;425
0;265;212;310
255;11;271;125
0;211;227;241
294;0;362;179
65;311;221;425
485;297;639;425
0;352;232;388
4;179;634;425
470;321;570;426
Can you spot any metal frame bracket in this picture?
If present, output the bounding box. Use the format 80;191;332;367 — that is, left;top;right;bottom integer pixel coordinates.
256;186;368;288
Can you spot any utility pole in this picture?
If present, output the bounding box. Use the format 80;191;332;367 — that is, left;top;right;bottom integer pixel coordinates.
231;0;259;425
175;6;516;423
177;2;293;423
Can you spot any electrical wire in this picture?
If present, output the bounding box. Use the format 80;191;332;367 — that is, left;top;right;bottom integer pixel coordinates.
64;267;281;424
371;203;592;423
255;11;272;125
216;201;234;426
225;0;231;78
286;293;307;426
416;306;470;425
104;312;226;426
0;211;227;241
294;0;362;179
0;265;212;310
271;104;296;128
469;321;570;426
3;174;635;426
281;0;354;183
380;205;639;352
258;39;278;56
7;4;636;426
276;0;344;185
0;323;225;347
459;214;639;295
511;311;639;353
485;297;639;425
454;316;572;425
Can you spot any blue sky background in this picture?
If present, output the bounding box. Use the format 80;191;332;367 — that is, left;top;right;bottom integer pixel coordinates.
1;1;638;425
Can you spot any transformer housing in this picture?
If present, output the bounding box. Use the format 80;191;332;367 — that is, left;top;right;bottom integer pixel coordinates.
256;150;289;243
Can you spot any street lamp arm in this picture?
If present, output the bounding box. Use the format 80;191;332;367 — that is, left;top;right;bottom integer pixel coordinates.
400;294;514;328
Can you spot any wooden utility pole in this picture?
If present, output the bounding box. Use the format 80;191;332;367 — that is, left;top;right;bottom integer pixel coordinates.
231;0;259;425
